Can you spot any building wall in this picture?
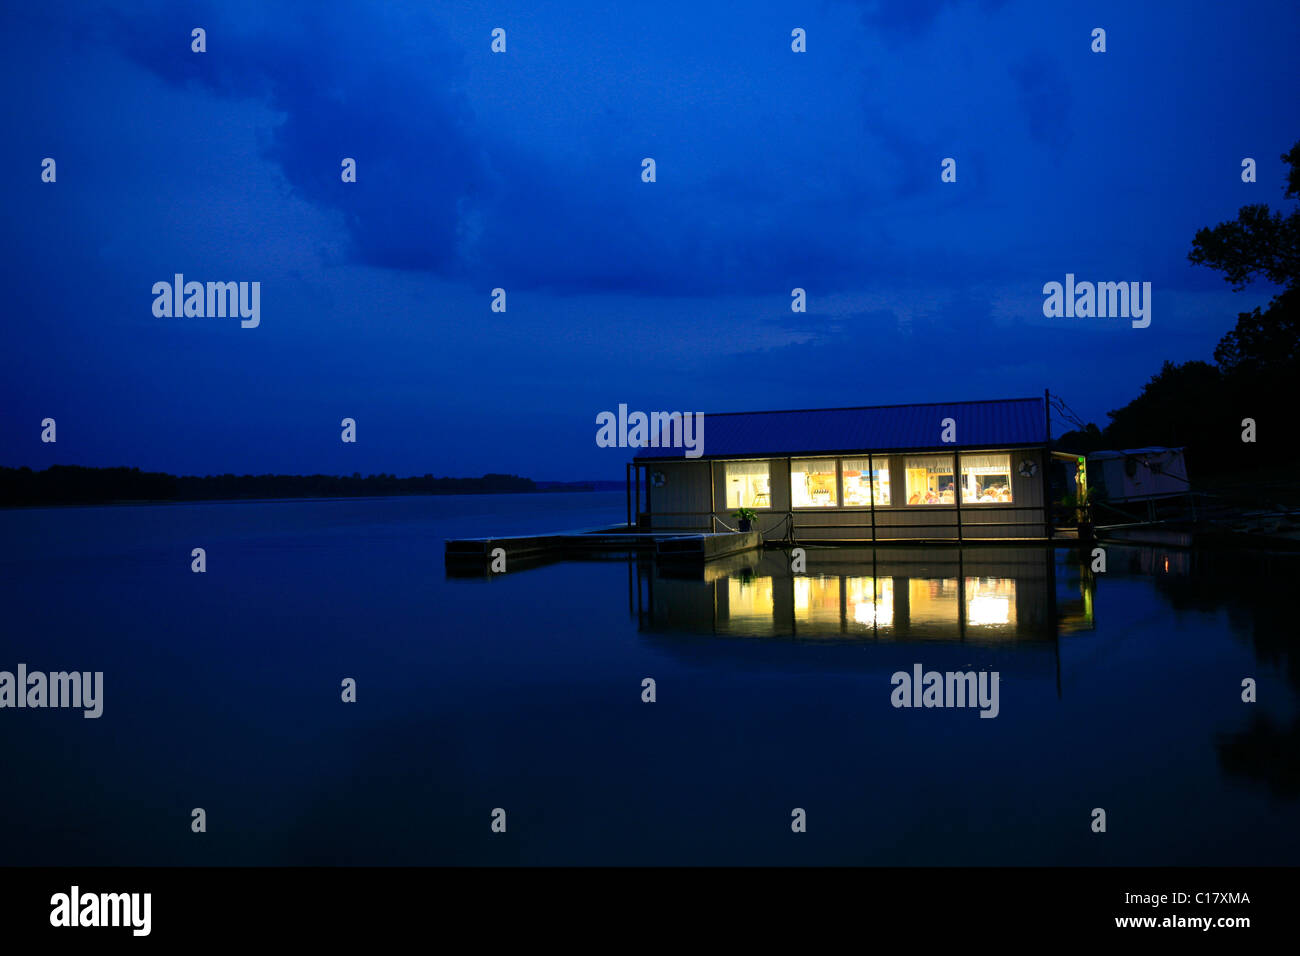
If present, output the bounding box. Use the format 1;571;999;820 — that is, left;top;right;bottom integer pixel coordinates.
643;447;1047;539
645;460;712;530
952;448;1045;539
1092;450;1189;502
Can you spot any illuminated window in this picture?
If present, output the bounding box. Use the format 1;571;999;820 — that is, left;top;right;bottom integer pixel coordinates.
904;456;955;505
725;461;770;509
842;458;890;507
960;454;1013;504
791;459;837;508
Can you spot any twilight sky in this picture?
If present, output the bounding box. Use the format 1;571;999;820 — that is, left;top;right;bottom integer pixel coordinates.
2;0;1297;480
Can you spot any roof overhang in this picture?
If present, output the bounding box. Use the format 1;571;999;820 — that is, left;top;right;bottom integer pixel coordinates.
634;441;1048;463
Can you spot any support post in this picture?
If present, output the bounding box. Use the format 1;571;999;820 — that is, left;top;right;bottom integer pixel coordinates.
954;450;963;543
709;460;716;532
1047;544;1060;699
957;546;967;641
869;453;877;543
1043;388;1053;538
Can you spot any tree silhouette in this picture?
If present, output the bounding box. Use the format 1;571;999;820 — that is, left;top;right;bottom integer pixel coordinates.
1068;139;1300;475
1189;141;1300;291
1191;139;1300;382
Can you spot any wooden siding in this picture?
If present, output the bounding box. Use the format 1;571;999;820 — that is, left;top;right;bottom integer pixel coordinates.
646;460;712;530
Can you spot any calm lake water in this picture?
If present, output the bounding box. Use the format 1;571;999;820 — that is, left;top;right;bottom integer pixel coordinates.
2;491;1298;865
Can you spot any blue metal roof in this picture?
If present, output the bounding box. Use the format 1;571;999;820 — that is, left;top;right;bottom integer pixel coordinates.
634;397;1047;460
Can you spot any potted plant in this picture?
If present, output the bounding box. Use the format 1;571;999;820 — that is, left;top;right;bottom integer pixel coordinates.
1079;485;1107;541
1063;487;1102;541
733;507;757;532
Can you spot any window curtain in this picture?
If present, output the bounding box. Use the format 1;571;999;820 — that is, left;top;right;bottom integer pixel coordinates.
725;461;769;477
905;456;953;472
792;459;835;474
960;454;1010;473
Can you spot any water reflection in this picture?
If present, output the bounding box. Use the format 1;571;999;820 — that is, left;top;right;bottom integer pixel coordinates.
629;540;1300;805
1137;546;1300;801
635;546;1089;643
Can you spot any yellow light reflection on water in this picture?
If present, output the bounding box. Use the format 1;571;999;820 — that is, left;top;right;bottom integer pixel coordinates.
846;576;894;630
909;577;960;626
965;577;1016;627
793;575;841;628
728;576;774;628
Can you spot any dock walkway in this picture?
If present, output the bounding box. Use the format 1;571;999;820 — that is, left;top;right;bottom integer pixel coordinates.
445;525;762;572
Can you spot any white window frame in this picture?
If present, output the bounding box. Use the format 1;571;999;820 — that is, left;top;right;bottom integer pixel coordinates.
959;452;1014;505
724;460;772;510
903;455;957;506
841;457;891;508
790;458;839;509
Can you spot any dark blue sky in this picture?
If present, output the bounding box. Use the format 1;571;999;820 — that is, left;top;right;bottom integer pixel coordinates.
2;0;1297;480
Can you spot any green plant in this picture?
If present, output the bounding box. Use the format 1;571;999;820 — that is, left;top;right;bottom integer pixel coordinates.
1067;485;1106;525
1063;484;1106;508
733;507;757;522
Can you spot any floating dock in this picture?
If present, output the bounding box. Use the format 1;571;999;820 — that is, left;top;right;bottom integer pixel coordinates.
444;525;762;574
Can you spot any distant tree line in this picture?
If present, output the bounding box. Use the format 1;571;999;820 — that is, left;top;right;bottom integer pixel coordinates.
1057;139;1300;477
0;466;537;507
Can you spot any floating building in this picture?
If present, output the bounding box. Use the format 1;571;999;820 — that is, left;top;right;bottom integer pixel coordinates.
629;395;1054;542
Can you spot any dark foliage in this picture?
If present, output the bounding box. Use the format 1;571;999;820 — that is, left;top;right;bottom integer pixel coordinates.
1064;139;1300;475
0;465;536;507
